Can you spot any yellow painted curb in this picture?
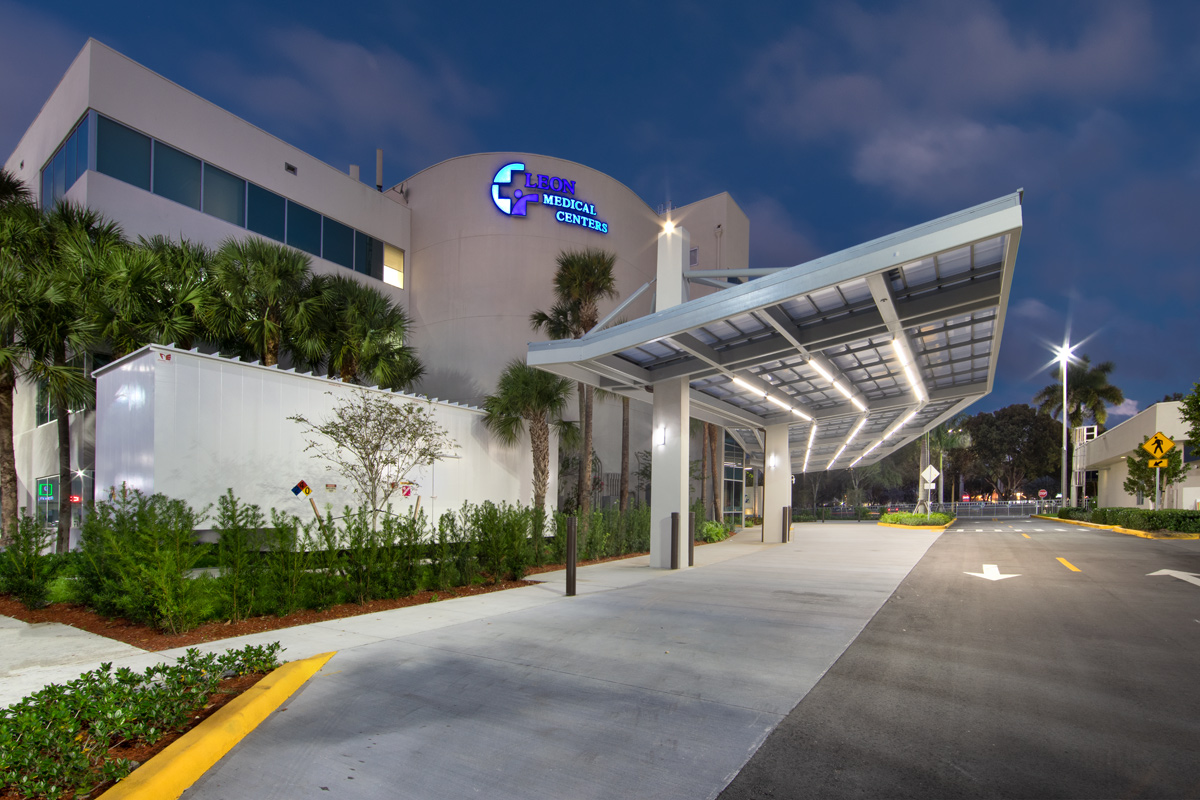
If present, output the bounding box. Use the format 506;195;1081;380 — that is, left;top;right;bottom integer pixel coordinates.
878;518;956;531
101;651;336;800
1032;514;1200;540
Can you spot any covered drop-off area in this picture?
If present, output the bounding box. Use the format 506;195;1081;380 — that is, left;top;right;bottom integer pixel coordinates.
528;192;1023;567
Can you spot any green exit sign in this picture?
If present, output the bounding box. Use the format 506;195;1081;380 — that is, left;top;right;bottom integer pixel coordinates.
37;481;54;498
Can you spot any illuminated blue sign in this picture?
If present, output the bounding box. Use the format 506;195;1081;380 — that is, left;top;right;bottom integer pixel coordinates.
490;162;609;234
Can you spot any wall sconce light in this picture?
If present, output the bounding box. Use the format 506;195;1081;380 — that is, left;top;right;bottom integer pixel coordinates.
768;453;778;470
655;425;667;447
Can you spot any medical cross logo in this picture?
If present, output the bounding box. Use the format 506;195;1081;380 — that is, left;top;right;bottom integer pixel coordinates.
490;161;609;234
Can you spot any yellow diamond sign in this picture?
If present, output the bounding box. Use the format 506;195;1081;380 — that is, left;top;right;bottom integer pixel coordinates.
1142;432;1175;458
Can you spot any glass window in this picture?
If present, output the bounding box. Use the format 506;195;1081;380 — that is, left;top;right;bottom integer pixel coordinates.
36;381;55;427
202;164;245;226
383;243;404;288
247;183;286;242
52;147;66;205
33;472;91;528
63;132;77;195
152;141;202;210
41;163;53;211
75;116;89;179
285;200;321;256
96;116;151;191
322;217;353;268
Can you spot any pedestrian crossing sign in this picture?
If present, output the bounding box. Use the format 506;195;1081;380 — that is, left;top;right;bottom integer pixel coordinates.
1142;432;1174;458
1148;458;1169;469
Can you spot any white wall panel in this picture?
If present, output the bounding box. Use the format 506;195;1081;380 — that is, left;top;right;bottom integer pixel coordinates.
95;346;552;528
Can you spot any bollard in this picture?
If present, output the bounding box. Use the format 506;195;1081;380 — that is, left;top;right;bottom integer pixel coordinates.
566;516;577;597
670;512;680;570
688;512;695;567
782;505;790;543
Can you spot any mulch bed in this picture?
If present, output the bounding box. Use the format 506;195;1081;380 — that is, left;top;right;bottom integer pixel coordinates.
0;550;655;652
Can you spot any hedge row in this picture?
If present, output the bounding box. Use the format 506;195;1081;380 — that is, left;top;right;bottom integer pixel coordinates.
1057;506;1200;533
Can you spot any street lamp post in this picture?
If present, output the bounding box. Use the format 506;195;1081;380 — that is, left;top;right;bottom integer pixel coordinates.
1056;344;1072;508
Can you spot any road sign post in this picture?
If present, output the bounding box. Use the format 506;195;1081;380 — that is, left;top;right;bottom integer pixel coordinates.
1142;434;1175;511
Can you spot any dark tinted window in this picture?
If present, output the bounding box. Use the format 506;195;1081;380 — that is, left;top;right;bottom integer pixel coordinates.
322;217;353;267
247;183;286;241
74;117;89;178
202;164;245;226
51;148;66;205
152;141;202;210
96;116;151;190
286;200;321;256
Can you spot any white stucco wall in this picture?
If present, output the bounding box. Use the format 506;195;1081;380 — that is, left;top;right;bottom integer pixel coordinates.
1083;402;1200;509
95;345;554;528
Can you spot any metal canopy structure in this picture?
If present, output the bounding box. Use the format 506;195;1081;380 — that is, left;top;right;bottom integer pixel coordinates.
527;192;1023;473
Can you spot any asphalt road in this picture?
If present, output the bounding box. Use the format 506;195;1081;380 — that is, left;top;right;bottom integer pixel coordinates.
720;520;1200;799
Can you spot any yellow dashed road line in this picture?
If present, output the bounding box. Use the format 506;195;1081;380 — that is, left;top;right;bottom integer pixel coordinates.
1056;557;1081;572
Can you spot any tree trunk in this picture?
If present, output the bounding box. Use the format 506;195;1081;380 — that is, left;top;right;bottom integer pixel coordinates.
0;368;16;546
580;384;593;535
699;423;708;519
618;397;629;513
530;414;550;514
705;422;715;522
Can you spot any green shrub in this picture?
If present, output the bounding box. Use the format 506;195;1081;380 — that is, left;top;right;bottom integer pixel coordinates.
260;510;313;616
0;514;61;609
697;520;730;542
214;490;268;621
74;487;210;633
0;643;282;800
468;500;530;581
1071;506;1200;533
879;512;953;526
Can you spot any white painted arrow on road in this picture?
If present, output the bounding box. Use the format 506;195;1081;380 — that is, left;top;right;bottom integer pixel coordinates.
1147;569;1200;588
965;564;1020;581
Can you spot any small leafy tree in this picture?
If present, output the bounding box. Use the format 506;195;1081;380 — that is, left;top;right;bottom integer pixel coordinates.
1180;383;1200;450
290;389;457;527
1123;434;1190;504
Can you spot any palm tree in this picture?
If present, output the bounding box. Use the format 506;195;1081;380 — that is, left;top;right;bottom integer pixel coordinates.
296;275;423;391
0;171;37;543
530;248;617;528
139;235;216;351
483;359;577;561
209;237;314;366
1033;355;1125;429
24;202;122;552
928;419;971;505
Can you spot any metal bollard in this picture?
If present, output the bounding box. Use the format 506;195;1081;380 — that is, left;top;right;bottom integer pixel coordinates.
670;512;680;570
688;512;695;567
782;505;789;543
566;516;577;596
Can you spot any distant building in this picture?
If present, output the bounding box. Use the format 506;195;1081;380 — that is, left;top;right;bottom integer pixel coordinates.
1081;402;1200;510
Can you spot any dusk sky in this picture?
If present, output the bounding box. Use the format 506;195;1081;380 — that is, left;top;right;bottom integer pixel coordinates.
3;0;1197;422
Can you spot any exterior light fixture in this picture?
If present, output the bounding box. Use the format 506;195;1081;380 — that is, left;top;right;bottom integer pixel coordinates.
809;361;834;383
731;376;765;397
767;394;792;411
892;337;926;402
791;407;812;421
655;425;666;447
769;453;778;470
803;424;817;473
664;221;675;233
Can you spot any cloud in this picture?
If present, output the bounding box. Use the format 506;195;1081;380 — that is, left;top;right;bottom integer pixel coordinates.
191;27;497;176
739;2;1162;202
742;196;821;268
0;2;87;161
1107;399;1140;418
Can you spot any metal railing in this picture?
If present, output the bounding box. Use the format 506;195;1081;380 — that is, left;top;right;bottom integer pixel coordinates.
794;501;1064;521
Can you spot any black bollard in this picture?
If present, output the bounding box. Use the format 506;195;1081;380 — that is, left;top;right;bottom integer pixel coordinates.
670;512;680;570
566;516;577;596
688;512;695;567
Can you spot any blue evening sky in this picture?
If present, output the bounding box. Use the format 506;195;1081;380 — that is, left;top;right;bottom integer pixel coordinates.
2;0;1197;421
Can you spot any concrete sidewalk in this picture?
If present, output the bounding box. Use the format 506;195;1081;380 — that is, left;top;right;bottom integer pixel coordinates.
2;524;940;799
182;523;940;800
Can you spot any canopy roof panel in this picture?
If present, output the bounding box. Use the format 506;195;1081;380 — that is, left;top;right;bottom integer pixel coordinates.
528;192;1023;472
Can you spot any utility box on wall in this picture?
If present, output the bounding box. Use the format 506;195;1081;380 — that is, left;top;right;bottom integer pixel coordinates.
94;345;552;529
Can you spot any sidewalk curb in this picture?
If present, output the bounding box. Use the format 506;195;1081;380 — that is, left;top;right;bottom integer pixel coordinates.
1031;514;1200;540
100;651;336;799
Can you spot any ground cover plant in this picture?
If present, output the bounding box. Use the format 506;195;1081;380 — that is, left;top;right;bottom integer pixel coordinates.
879;512;954;526
0;643;282;800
